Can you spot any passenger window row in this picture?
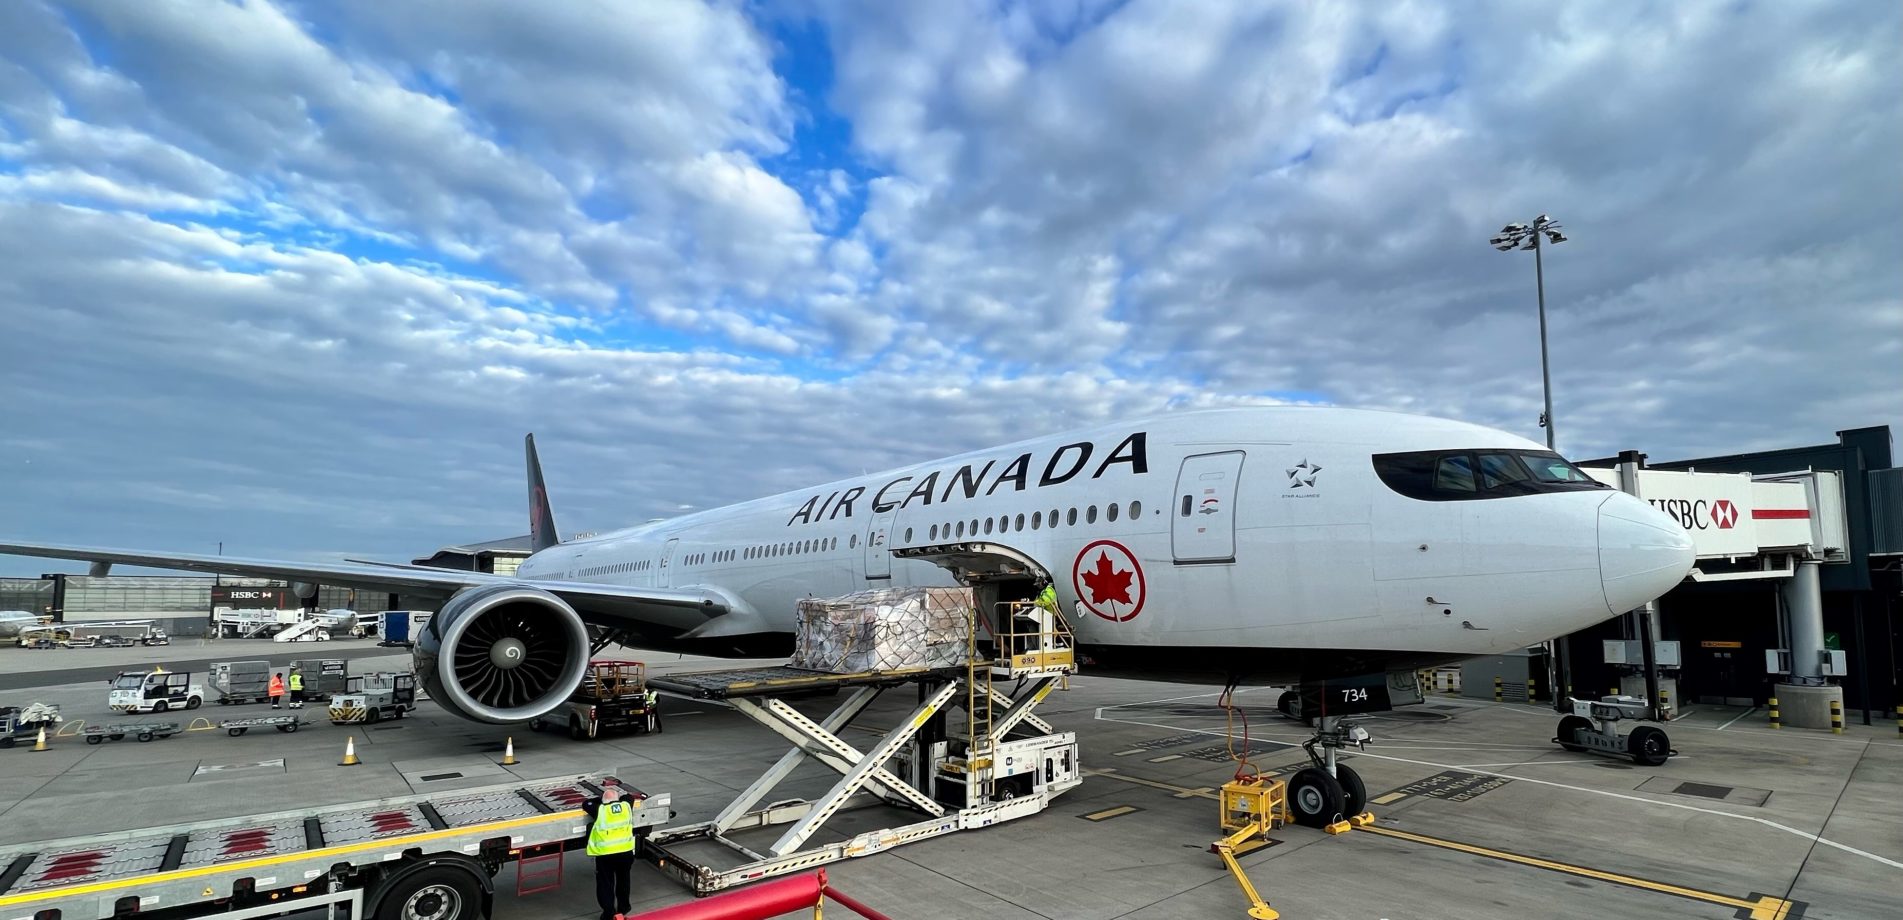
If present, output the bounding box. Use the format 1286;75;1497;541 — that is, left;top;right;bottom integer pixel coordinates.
917;500;1144;543
743;536;844;561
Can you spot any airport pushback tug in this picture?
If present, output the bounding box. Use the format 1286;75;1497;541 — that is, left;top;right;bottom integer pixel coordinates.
1555;695;1674;765
640;599;1081;895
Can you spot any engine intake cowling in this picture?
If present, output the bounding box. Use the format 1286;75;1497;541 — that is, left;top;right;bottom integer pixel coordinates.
415;585;590;724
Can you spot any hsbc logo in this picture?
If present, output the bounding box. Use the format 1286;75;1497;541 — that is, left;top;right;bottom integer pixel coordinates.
1649;498;1739;531
1711;500;1738;529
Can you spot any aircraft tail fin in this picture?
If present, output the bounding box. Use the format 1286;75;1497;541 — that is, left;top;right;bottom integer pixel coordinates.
526;434;560;553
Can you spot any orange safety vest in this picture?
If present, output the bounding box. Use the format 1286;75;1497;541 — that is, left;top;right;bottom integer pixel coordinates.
269;675;285;696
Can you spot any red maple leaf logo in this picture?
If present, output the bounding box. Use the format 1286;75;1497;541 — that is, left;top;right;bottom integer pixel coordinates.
1080;552;1135;607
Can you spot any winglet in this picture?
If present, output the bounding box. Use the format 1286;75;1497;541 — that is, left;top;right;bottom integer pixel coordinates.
526;434;560;553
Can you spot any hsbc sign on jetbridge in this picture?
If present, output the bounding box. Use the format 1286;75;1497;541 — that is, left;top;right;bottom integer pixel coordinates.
1582;468;1840;560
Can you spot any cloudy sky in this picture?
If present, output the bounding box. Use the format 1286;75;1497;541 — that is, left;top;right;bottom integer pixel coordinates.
2;0;1898;575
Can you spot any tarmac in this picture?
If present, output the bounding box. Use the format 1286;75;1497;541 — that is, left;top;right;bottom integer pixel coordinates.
1;640;1897;919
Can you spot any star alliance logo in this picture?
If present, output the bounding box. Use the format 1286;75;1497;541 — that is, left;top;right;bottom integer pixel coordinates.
1286;459;1322;490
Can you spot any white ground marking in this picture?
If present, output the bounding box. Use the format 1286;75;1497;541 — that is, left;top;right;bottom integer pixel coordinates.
1095;695;1903;871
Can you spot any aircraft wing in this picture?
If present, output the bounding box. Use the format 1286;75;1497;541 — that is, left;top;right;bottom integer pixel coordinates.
0;541;730;635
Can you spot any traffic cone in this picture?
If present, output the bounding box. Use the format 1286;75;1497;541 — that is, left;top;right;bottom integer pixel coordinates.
501;736;518;766
30;726;49;752
340;736;361;766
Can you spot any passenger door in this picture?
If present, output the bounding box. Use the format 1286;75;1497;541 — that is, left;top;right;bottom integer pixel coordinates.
864;507;896;579
1173;451;1244;564
658;538;679;588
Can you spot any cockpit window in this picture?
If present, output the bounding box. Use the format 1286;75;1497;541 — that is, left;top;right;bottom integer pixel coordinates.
1375;449;1609;501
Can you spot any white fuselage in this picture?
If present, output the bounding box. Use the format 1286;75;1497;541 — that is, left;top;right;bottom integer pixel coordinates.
515;407;1692;675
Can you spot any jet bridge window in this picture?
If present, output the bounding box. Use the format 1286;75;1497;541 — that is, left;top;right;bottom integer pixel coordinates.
1375;449;1610;502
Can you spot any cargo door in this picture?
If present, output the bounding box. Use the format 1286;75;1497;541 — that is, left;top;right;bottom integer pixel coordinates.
1173;451;1244;564
864;507;896;579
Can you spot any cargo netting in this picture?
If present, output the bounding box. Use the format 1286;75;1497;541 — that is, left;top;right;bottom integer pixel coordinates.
789;586;974;673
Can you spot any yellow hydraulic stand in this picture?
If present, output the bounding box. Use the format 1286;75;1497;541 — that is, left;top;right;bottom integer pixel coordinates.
1210;776;1291;919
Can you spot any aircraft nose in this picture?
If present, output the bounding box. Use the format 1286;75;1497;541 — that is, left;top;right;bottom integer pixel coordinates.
1598;492;1695;616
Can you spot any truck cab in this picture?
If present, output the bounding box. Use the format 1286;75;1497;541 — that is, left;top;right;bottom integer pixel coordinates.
108;670;204;713
328;672;418;723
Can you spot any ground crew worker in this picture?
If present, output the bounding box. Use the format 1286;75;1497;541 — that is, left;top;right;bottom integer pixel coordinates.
642;686;660;733
268;671;285;709
582;785;638;920
288;667;304;709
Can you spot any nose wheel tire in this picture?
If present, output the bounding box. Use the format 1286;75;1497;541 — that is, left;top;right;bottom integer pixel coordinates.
1334;763;1368;817
1288;767;1346;829
1556;715;1592;752
1628;725;1670;766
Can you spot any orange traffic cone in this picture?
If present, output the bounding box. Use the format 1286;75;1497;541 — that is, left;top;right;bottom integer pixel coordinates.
340;736;361;766
501;736;518;766
30;726;49;752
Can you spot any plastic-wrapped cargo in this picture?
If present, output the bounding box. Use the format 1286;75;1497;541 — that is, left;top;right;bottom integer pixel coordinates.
790;586;975;674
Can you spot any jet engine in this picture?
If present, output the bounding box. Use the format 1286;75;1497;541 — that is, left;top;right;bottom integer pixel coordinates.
415;584;591;724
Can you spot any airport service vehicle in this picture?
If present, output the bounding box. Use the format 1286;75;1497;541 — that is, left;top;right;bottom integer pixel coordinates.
0;774;667;920
0;704;61;749
19;637;66;650
328;673;417;724
93;635;137;648
108;670;204;714
377;610;433;646
0;407;1698;817
142;630;170;646
219;714;302;736
526;660;657;739
1555;695;1674;766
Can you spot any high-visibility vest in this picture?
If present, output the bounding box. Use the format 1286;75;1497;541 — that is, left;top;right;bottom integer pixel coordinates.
269;675;285;696
1034;585;1058;613
289;673;303;691
586;801;636;856
643;689;658;708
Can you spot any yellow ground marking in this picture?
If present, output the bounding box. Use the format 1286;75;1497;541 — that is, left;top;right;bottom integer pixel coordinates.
1370;792;1409;805
1081;805;1140;821
1084;768;1220;800
1355;825;1798;920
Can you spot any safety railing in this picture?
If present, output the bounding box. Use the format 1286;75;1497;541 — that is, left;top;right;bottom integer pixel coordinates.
990;600;1077;678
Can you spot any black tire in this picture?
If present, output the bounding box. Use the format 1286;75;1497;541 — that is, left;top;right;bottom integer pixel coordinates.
186;696;202;711
87;735;103;745
281;721;298;733
367;708;382;725
1277;690;1297;719
1557;715;1592;752
137;732;155;743
1288;767;1347;829
569;716;586;741
0;737;13;749
1628;726;1669;766
1335;763;1368;817
527;718;543;733
153;700;168;713
372;863;483;920
229;727;246;737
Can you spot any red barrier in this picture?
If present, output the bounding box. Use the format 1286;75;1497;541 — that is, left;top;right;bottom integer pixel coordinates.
628;871;824;920
825;888;896;920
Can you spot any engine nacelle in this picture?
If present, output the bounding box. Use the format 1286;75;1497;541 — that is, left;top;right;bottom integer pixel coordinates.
415;585;591;724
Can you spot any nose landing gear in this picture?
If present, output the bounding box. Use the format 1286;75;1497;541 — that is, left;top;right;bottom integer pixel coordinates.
1291;716;1376;832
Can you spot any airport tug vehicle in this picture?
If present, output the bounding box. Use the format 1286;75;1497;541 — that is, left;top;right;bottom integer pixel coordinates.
328;673;417;724
0;774;666;920
1554;695;1674;766
107;669;204;714
527;659;659;739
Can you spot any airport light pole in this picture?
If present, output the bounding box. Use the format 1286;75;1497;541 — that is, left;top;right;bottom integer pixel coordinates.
1490;215;1567;450
1492;214;1570;711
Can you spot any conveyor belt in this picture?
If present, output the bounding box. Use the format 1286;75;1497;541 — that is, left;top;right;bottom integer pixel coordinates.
646;665;961;700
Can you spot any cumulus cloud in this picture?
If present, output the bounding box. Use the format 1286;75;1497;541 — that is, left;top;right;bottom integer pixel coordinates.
0;0;1897;572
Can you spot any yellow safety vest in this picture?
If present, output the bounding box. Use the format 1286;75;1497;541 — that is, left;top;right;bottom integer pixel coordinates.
289;673;303;691
586;801;636;856
1035;585;1058;613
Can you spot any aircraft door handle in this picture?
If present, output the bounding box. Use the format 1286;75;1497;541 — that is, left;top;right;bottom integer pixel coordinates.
1180;495;1192;516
